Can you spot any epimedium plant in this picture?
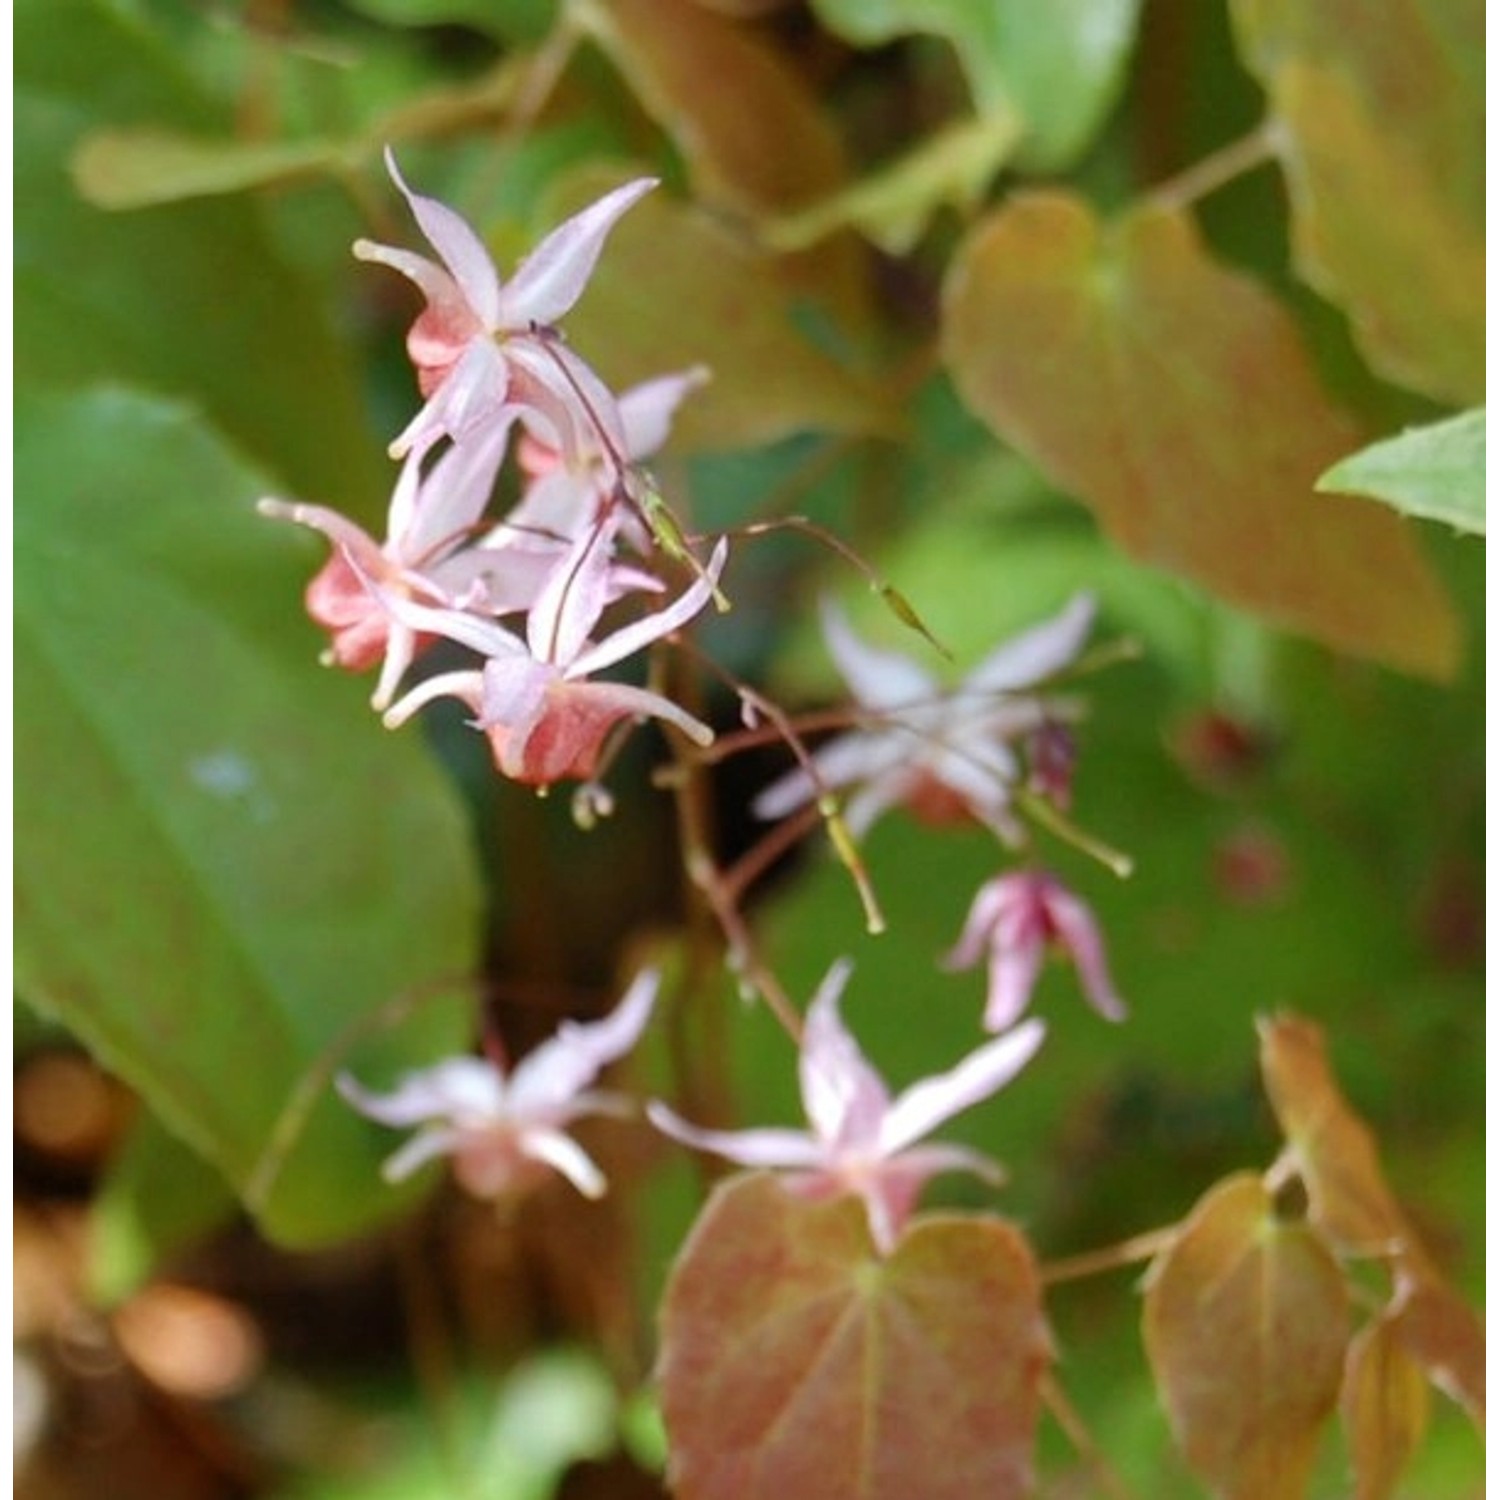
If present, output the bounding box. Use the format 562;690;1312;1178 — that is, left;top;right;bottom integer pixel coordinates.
14;1;1483;1497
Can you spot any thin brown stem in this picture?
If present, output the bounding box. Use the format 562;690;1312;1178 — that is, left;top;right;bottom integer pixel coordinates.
1147;124;1278;213
1041;1372;1138;1500
1040;1226;1178;1286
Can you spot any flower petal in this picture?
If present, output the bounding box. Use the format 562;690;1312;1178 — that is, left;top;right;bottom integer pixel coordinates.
880;1019;1045;1154
517;1127;609;1199
509;970;659;1111
383;147;502;328
338;1058;504;1128
820;599;937;710
381;1125;465;1183
646;1102;827;1170
618;367;711;459
570;537;728;678
799;960;891;1149
526;525;614;666
1044;882;1128;1022
500;177;657;327
965;593;1095;693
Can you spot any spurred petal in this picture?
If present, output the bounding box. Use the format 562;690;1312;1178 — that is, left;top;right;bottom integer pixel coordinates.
337;1058;503;1128
380;1125;466;1183
646;1102;827;1170
966;593;1095;693
509;970;658;1110
383;147;502;328
397;411;515;561
799;960;890;1149
881;1019;1046;1154
1043;883;1127;1022
499;177;657;327
517;1128;609;1199
821;599;937;710
570;537;728;678
505;338;629;470
257;498;387;576
382;668;485;728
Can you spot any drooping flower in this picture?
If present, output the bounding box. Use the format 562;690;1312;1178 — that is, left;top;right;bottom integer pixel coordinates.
753;594;1096;843
379;530;730;786
339;970;658;1200
355;149;653;462
943;870;1126;1032
647;961;1045;1253
259;417;545;709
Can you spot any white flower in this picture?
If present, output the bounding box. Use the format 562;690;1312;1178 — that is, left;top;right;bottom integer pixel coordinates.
754;594;1096;842
339;971;658;1200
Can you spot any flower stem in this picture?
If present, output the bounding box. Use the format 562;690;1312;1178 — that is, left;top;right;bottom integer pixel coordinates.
1040;1225;1178;1285
1147;125;1278;213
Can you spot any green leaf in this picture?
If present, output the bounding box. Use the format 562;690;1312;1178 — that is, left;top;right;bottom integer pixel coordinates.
809;0;1141;170
1317;411;1485;537
1230;0;1484;404
16;0;385;513
15;386;481;1246
941;191;1460;680
765;111;1024;256
71;130;351;209
659;1174;1050;1500
1143;1173;1350;1500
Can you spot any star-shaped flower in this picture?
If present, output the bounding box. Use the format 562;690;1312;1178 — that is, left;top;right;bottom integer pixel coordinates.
944;870;1126;1032
647;961;1045;1253
356;150;653;463
753;594;1096;843
339;970;658;1200
379;530;729;786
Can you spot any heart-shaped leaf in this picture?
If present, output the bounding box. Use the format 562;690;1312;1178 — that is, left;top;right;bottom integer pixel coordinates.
658;1172;1050;1500
942;191;1459;679
1231;0;1484;404
1341;1314;1431;1500
1143;1172;1349;1499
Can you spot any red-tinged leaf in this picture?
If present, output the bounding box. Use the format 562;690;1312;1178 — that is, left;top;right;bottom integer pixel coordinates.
1231;0;1484;404
576;0;845;219
1256;1014;1411;1258
941;192;1459;680
1342;1315;1431;1500
1142;1172;1349;1500
1389;1271;1486;1430
550;172;901;451
574;0;870;330
658;1173;1050;1500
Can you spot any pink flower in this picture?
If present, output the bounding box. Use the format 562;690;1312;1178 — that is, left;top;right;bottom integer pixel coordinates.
647;961;1045;1253
379;531;730;786
944;870;1126;1032
338;971;658;1200
753;594;1096;843
259;418;537;709
506;367;710;553
356;150;653;462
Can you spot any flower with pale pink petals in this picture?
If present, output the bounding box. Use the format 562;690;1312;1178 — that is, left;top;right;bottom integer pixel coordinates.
259;417;570;707
379;530;730;786
753;594;1096;843
647;960;1045;1253
356;149;653;462
339;971;658;1201
506;367;710;553
944;870;1126;1033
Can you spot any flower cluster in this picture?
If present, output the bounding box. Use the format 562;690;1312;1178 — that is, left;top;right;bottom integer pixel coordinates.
261;151;724;789
295;156;1130;1253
